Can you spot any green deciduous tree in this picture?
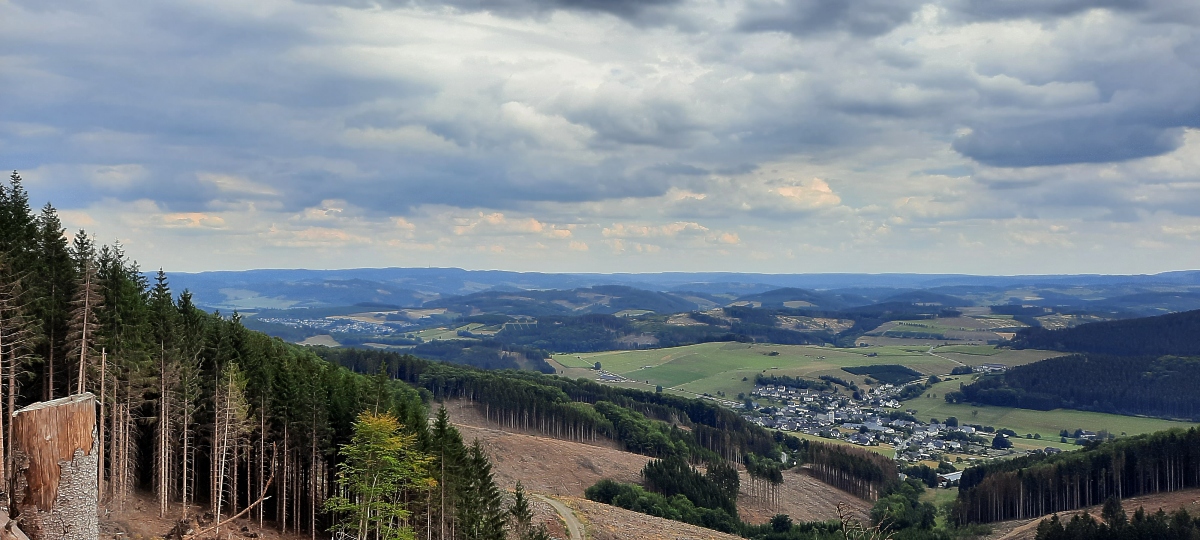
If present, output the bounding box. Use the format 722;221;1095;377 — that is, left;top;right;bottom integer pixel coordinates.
326;412;434;540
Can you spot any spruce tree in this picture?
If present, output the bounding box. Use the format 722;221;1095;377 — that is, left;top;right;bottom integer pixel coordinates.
430;407;464;540
457;439;507;540
34;203;74;399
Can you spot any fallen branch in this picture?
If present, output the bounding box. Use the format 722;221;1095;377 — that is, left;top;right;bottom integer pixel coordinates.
189;444;276;539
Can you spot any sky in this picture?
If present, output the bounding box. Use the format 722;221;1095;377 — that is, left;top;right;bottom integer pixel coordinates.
3;0;1200;275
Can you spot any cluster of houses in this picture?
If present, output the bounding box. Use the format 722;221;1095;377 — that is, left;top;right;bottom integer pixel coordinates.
260;316;406;335
743;382;1051;462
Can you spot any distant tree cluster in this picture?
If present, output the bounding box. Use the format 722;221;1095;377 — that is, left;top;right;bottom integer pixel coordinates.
946;354;1200;420
1010;309;1200;356
955;428;1200;524
842;364;924;385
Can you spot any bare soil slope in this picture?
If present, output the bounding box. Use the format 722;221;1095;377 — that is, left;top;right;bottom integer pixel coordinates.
567;496;743;540
986;489;1200;540
444;400;870;525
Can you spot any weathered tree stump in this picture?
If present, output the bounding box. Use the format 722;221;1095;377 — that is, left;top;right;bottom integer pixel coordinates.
10;394;98;540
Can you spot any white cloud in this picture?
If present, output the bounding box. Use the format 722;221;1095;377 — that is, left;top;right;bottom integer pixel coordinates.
3;0;1200;273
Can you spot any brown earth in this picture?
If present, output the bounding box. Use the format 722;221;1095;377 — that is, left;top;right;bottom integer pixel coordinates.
985;489;1200;540
568;496;743;540
443;400;870;525
100;490;304;540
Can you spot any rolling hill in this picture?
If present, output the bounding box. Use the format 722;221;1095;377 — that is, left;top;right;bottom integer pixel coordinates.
1010;308;1200;356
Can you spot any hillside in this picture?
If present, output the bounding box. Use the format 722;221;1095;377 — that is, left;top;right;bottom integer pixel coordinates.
951;355;1200;419
424;285;702;316
733;288;870;309
441;400;871;525
985;488;1200;540
1010;309;1200;356
571;497;744;540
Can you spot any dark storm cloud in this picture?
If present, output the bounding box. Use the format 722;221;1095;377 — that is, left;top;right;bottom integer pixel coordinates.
954;121;1187;167
737;0;924;37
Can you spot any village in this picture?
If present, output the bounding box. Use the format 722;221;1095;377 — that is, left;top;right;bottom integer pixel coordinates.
741;379;1069;470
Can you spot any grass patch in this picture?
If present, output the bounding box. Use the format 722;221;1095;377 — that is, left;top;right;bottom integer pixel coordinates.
903;378;1197;440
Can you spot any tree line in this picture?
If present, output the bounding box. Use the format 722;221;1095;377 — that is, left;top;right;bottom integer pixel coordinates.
805;441;898;501
954;428;1200;524
315;346;785;464
1009;309;1200;356
946;355;1200;420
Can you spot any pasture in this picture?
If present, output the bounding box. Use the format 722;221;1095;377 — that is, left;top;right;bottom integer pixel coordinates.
904;378;1197;441
553;342;1197;443
554;342;959;398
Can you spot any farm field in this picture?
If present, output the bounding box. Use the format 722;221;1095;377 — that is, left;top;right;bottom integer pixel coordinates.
415;323;479;341
904;378;1198;441
553;342;1057;400
555;342;957;398
553;342;1196;449
931;345;1061;367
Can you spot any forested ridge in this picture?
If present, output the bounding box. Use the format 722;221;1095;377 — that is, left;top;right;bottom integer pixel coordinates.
1010;309;1200;356
0;171;548;539
947;355;1200;420
456;302;958;354
315;346;782;463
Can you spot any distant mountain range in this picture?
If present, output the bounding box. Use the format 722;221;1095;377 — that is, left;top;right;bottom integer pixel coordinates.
161;267;1200;317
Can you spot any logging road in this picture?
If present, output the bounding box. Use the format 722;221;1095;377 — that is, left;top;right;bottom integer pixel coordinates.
534;494;584;540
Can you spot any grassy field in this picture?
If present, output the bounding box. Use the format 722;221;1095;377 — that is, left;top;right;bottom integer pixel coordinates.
905;377;1197;441
415;323;479;341
932;346;1061;367
554;342;1197;443
554;342;1063;399
554;342;957;398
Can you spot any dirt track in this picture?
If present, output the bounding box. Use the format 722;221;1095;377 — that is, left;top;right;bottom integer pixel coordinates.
535;494;584;540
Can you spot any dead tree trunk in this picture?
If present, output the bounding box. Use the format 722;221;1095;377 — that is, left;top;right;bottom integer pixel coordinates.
10;393;98;540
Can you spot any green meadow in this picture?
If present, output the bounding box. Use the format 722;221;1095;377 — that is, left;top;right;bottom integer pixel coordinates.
904;378;1197;441
555;342;959;397
554;342;1197;441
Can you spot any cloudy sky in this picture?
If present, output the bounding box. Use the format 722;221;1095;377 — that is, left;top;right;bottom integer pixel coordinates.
3;0;1200;274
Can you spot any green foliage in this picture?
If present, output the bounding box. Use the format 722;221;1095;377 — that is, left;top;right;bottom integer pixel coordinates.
871;479;937;531
642;456;738;516
508;482;550;540
457;440;507;540
325;413;434;540
958;354;1200;420
584;479;739;533
956;427;1200;524
318;347;782;464
1012;309;1200;357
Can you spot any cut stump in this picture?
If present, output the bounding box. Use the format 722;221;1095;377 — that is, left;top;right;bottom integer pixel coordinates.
10;393;98;540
